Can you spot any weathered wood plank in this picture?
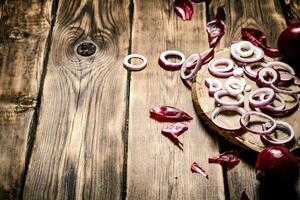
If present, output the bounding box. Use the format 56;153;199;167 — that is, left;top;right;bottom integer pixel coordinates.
23;0;130;199
126;1;225;199
209;0;296;199
0;0;53;199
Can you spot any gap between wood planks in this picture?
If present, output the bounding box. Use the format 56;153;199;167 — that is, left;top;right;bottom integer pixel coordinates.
19;0;60;199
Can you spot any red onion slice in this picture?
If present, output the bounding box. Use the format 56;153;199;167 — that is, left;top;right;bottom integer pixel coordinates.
266;61;295;75
271;84;300;95
243;62;266;80
207;6;226;48
256;67;280;87
173;0;194;21
208;150;240;170
240;111;277;135
200;48;215;64
241;28;267;45
259;93;286;111
191;162;208;179
225;77;246;96
260;93;299;117
211;106;246;131
205;78;222;96
180;53;202;80
261;121;295;149
208;57;234;78
158;50;186;71
231;43;264;63
214;90;244;106
249;87;275;108
123;54;148;71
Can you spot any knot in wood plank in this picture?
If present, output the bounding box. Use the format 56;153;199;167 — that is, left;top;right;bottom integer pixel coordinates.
74;40;98;57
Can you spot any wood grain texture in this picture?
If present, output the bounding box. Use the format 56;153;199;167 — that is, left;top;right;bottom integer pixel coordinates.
23;0;130;199
0;0;52;199
126;1;225;199
208;1;299;199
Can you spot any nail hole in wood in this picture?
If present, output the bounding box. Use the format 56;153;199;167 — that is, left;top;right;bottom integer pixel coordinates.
75;41;97;57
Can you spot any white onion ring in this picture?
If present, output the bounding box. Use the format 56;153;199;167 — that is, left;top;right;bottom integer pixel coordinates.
214;90;244;106
123;54;147;71
236;41;254;58
240;111;277;135
231;43;264;63
205;78;222;96
261;121;295;149
180;53;202;80
208;57;235;78
266;61;295;75
249;87;275;108
211;106;246;131
225;77;246;96
243;62;266;80
158;50;185;71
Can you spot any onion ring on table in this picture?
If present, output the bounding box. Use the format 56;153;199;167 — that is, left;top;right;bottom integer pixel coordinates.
276;70;295;87
123;54;147;71
271;83;300;95
208;57;235;78
256;67;280;87
233;68;244;77
260;121;295;149
249;87;275;108
158;50;185;71
205;78;222;96
180;53;202;80
235;41;254;58
260;93;299;117
231;43;264;63
240;111;277;135
211;106;246;131
214;90;244;106
266;61;295;75
243;62;266;80
259;93;286;111
225;77;246;96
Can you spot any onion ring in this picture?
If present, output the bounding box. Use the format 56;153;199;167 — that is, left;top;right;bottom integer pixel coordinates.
208;57;235;78
225;77;246;96
236;41;254;58
261;121;295;149
158;50;185;71
231;43;264;63
240;111;277;135
249;87;275;108
123;54;147;71
259;93;286;111
211;106;246;131
243;62;266;80
256;67;280;87
180;53;202;80
205;78;222;96
214;90;244;106
266;61;295;75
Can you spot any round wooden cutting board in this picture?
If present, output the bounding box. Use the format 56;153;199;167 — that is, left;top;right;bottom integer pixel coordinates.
192;48;300;153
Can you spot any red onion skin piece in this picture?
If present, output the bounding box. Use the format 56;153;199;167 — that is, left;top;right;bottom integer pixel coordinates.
255;146;299;186
173;0;194;21
150;106;193;122
208;150;240;170
161;128;184;150
191;162;209;179
162;122;188;136
241;28;280;57
207;6;226;48
242;28;267;45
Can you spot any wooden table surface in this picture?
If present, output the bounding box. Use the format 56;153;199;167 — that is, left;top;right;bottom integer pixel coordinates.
0;0;300;199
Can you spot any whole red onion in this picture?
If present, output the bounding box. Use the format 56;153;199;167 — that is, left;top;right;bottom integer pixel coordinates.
278;23;300;62
255;146;299;185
